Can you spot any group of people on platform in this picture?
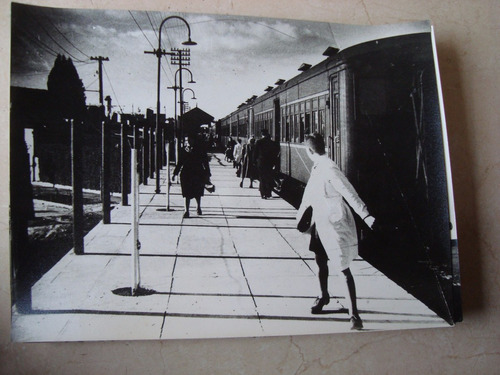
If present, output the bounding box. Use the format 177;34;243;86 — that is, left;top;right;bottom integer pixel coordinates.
173;129;376;330
226;129;279;199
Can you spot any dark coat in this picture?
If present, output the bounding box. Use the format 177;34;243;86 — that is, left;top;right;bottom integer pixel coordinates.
241;142;257;180
254;135;279;197
254;136;279;171
173;146;210;199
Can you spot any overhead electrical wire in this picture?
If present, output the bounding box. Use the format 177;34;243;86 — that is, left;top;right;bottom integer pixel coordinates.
25;9;88;63
14;25;59;58
145;11;159;41
129;10;155;49
103;64;124;114
44;14;91;60
143;11;174;86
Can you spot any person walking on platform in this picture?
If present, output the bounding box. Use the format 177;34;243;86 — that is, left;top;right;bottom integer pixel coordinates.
172;134;211;218
225;138;235;163
240;136;257;188
296;133;376;330
254;129;279;199
233;138;243;176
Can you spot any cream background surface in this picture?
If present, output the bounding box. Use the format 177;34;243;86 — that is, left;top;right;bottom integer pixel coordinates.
1;0;499;374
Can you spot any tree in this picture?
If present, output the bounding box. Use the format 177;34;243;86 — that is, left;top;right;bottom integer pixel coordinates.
47;54;86;121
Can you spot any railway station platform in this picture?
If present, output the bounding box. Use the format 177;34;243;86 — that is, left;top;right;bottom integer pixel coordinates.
11;153;450;342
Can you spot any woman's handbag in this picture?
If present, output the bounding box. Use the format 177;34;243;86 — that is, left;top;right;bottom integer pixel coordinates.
205;181;216;193
297;206;313;233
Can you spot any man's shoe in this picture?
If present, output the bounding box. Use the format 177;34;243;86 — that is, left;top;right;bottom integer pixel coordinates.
311;296;330;314
183;211;190;219
197;208;202;215
350;316;363;330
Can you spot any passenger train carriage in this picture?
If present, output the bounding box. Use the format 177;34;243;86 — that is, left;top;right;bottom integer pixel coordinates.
219;32;461;324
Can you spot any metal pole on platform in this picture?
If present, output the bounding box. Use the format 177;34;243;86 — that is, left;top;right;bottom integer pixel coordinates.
71;119;84;255
166;141;171;210
175;137;179;172
131;148;141;294
101;120;111;224
143;123;149;185
121;120;129;206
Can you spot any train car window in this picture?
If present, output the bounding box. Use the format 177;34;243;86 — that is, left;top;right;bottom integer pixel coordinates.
299;113;305;142
312;110;318;133
295;114;300;143
332;77;339;91
304;113;310;140
285;116;290;142
319;109;325;135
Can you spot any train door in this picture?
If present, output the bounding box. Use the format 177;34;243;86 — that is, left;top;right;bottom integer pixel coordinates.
273;99;281;171
273;99;281;141
330;73;341;166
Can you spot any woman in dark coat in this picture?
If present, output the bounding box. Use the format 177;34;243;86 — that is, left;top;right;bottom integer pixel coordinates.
172;135;210;218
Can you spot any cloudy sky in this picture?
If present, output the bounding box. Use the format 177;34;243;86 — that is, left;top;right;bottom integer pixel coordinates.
10;3;430;120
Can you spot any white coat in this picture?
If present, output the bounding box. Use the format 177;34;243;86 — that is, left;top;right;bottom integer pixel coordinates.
233;143;243;163
297;155;370;271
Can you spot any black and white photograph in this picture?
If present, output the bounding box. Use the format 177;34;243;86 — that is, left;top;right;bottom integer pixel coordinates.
10;2;461;342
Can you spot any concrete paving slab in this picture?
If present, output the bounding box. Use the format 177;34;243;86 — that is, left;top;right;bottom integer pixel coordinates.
31;253;111;311
176;225;234;255
160;316;264;340
241;258;315;278
11;313;73;342
172;257;244;279
357;298;446;322
255;296;347;320
260;318;358;337
230;227;299;257
245;275;320;298
134;224;181;254
55;314;165;342
166;294;257;317
171;276;250;296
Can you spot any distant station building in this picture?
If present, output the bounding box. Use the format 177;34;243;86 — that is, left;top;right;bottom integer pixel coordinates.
179;106;215;138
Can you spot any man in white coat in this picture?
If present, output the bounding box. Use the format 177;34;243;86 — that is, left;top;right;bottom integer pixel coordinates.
233;138;243;175
297;133;375;330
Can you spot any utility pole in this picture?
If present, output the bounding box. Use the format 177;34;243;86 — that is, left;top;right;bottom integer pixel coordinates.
91;57;110;224
144;48;176;193
171;48;191;144
90;56;109;105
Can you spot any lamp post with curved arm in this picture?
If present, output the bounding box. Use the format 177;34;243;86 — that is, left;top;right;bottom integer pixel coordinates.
145;16;196;194
181;88;197;112
168;67;195;129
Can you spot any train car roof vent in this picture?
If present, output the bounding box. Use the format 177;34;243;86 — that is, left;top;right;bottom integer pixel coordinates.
298;63;312;71
275;79;285;85
322;46;340;56
264;86;273;92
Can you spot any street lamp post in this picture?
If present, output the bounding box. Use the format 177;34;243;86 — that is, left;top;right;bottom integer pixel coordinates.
181;88;197;113
168;67;195;158
145;16;196;194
